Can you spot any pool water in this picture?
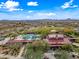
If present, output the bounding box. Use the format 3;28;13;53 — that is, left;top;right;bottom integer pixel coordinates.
21;34;41;40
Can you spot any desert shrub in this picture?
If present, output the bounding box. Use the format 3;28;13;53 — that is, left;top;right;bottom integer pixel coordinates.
24;40;49;59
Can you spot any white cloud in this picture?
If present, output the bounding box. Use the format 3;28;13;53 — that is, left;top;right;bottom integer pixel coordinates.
72;5;78;8
61;0;78;9
27;2;38;6
1;10;79;20
37;13;56;16
8;8;23;11
26;16;30;19
0;0;23;11
28;10;33;13
25;12;56;19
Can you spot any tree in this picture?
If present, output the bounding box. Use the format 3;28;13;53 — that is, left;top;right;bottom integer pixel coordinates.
55;50;69;59
24;40;49;59
61;44;73;52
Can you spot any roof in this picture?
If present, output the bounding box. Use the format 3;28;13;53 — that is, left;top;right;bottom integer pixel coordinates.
48;34;56;38
46;34;71;46
7;40;32;43
48;34;64;38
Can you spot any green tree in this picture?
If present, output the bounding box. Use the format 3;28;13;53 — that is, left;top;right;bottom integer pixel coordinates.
55;50;69;59
61;44;73;52
24;40;49;59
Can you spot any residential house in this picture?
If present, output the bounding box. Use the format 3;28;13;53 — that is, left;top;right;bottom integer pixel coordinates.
7;33;41;44
44;33;71;47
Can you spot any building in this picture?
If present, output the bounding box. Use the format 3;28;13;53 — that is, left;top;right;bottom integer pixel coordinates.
7;33;41;44
45;33;71;47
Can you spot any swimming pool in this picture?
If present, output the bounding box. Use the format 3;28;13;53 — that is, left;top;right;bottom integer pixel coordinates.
21;34;41;40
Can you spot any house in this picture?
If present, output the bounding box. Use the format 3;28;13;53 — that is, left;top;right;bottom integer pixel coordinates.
44;33;71;47
7;33;41;44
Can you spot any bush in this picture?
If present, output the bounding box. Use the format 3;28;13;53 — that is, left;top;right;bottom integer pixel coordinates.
61;44;73;52
55;50;69;59
24;40;49;59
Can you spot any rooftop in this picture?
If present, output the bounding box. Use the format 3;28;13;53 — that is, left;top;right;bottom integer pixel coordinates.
46;34;71;46
48;34;65;38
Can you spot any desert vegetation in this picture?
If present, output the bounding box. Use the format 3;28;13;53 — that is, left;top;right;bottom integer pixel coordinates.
0;20;79;59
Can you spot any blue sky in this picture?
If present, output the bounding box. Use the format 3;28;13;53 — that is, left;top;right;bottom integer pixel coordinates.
0;0;79;20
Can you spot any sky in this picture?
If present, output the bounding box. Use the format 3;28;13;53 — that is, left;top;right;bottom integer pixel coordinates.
0;0;79;20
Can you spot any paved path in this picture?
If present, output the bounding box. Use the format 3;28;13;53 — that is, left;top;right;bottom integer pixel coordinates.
17;45;25;57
